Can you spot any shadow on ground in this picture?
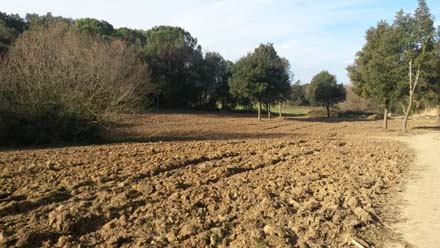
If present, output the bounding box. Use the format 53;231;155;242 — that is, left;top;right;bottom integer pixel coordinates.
105;131;301;144
284;117;372;123
413;125;440;131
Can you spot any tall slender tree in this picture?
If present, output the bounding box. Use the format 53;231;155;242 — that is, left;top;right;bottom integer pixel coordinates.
347;21;401;129
394;0;435;131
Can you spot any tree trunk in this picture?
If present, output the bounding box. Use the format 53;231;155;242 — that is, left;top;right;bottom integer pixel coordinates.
267;104;271;120
326;105;330;118
383;107;388;130
437;95;440;123
402;104;411;132
402;91;415;132
402;60;420;132
278;102;282;117
258;102;261;121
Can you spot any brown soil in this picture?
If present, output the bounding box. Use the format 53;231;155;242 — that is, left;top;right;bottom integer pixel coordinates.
0;112;437;247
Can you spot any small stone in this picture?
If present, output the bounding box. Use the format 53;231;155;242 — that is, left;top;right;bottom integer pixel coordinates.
46;160;55;170
165;232;177;242
345;196;360;209
55;236;69;247
263;225;274;235
0;231;8;243
103;219;117;230
353;207;372;224
119;215;128;227
179;223;197;237
304;198;321;211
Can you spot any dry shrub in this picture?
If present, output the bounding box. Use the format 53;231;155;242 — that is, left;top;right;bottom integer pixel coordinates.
337;86;381;114
0;22;150;145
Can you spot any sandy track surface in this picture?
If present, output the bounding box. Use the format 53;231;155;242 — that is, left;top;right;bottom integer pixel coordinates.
390;133;440;248
0;113;436;247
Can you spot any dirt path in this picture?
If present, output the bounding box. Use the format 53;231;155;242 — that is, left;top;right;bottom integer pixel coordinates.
391;132;440;247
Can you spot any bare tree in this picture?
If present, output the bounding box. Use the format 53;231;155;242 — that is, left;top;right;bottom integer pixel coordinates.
0;21;150;144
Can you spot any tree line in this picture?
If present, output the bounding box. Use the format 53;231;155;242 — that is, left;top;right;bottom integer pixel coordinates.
347;0;440;131
1;13;236;110
0;11;348;145
0;12;272;145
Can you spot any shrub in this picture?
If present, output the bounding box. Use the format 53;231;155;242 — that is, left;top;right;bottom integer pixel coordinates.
0;22;150;145
337;86;381;114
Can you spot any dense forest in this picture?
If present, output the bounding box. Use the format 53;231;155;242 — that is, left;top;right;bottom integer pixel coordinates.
0;0;439;145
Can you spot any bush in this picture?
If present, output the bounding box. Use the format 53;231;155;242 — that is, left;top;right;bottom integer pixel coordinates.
0;22;150;146
337;86;381;114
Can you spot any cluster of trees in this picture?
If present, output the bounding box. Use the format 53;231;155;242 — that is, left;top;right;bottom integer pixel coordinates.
0;13;236;110
0;12;297;145
288;72;347;117
229;44;291;120
0;10;352;145
347;0;440;131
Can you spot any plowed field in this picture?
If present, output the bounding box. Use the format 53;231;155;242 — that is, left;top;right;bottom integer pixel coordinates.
0;113;433;247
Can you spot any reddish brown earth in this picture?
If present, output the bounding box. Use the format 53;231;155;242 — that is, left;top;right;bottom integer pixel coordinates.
0;112;436;247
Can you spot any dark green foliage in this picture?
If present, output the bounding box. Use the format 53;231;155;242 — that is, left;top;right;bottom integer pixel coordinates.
197;52;234;109
1;11;293;114
308;71;346;117
0;107;100;146
390;0;435;130
229;43;291;118
0;10;300;145
423;28;440;111
25;12;73;28
347;21;401;109
289;80;309;105
115;27;147;47
143;26;203;107
74;18;115;38
348;0;437;130
0;12;26;54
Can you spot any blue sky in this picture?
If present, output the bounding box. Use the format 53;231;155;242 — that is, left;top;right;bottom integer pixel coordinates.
2;0;440;83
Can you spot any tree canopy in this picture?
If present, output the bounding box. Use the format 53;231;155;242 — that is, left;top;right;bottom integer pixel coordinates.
348;0;438;129
0;12;26;53
229;43;291;119
308;71;346;117
74;18;115;38
143;26;203;107
199;52;233;108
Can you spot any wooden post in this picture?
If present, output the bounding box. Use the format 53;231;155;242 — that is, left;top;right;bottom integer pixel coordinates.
383;107;388;130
